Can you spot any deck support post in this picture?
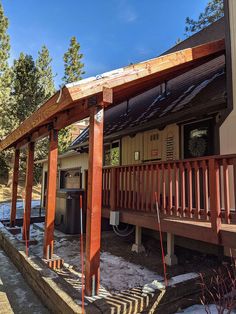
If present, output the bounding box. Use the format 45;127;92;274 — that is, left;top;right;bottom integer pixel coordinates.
22;142;34;240
85;106;104;297
132;225;145;253
164;233;178;266
43;129;58;260
10;149;20;227
209;159;221;242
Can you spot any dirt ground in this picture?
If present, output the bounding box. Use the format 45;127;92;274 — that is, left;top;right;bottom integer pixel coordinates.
25;224;220;299
0;182;41;202
101;231;220;278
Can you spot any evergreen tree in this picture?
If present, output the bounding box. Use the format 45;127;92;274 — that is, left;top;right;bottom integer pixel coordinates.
185;0;224;36
0;1;12;180
36;45;55;100
11;53;44;124
59;37;85;153
0;1;12;138
63;36;85;84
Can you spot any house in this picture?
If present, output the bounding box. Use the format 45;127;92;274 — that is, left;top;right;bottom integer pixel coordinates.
40;17;226;196
1;0;236;297
41;18;228;251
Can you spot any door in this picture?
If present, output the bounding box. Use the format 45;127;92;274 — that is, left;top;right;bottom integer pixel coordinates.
183;119;215;211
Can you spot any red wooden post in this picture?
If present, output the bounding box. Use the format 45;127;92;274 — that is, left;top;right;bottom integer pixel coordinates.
168;163;173;214
180;162;185;217
209;158;221;238
174;163;179;216
43;129;58;259
223;159;230;224
187;162;192;218
194;161;200;220
10;149;20;227
110;167;117;211
22;142;34;240
85;106;104;296
202;160;209;220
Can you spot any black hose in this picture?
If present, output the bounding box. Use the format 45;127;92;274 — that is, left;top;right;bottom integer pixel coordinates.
112;224;135;237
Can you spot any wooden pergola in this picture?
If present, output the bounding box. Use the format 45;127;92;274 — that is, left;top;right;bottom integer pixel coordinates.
0;39;225;296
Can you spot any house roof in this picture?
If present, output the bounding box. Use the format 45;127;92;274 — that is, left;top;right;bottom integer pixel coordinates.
0;38;225;151
70;54;226;150
70;20;227;150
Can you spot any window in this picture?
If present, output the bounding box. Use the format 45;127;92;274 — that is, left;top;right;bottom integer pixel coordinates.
60;168;82;189
103;141;120;166
183;119;214;159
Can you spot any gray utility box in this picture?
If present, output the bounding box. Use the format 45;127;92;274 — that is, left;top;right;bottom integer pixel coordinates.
55;189;86;234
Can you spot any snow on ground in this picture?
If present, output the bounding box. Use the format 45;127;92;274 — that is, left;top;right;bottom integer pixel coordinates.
176;304;236;313
0;200;42;220
26;224;163;294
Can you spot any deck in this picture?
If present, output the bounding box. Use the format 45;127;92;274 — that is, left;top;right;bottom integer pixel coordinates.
86;154;236;249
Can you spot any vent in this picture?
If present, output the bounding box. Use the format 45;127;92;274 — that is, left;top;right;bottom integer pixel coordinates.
150;133;159;141
166;136;174;160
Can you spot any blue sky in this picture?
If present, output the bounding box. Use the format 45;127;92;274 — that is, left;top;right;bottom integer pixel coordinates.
2;0;209;87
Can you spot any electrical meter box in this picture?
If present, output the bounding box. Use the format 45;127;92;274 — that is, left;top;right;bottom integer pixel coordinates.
110;211;119;226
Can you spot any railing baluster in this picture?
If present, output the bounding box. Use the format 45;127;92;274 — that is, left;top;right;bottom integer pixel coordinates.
141;165;145;211
174;163;179;216
157;164;161;209
124;167;128;209
194;161;200;220
168;163;173;215
150;164;155;212
121;167;124;208
137;166;141;211
132;165;136;210
162;164;166;213
209;158;221;238
180;162;185;217
202;160;209;220
223;159;230;224
146;165;150;212
187;162;192;218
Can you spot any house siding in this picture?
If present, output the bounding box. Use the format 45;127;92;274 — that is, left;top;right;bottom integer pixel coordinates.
121;124;179;165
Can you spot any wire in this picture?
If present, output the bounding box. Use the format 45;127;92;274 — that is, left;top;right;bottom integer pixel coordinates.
155;192;168;287
112;224;135;237
80;195;85;314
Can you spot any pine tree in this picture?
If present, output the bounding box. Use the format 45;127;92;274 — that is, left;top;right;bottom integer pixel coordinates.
34;46;56;180
36;45;55;100
11;53;44;124
58;37;85;153
185;0;224;36
63;36;85;84
0;1;12;181
0;1;12;138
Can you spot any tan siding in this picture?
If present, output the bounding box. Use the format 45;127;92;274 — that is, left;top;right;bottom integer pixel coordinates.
143;129;162;161
162;124;180;160
121;124;179;165
122;133;144;165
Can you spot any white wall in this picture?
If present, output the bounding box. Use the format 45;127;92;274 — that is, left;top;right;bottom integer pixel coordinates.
41;152;89;206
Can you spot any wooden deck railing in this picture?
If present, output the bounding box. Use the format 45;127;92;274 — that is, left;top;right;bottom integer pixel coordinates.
93;155;236;228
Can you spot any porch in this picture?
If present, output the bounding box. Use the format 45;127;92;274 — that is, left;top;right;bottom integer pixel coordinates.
94;154;236;249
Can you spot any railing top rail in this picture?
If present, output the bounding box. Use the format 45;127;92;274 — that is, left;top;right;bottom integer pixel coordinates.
101;154;236;170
